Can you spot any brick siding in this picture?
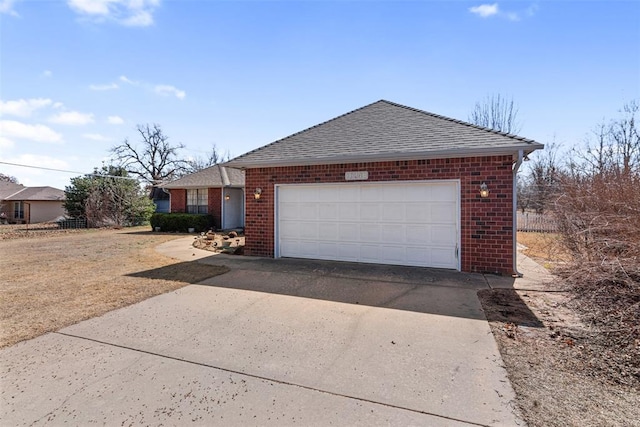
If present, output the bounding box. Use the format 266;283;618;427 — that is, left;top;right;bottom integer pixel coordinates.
208;188;222;229
170;188;223;230
169;189;186;213
244;155;515;275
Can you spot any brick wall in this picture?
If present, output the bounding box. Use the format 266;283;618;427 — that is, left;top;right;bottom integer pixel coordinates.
170;188;222;229
169;189;186;213
245;155;515;275
208;188;222;229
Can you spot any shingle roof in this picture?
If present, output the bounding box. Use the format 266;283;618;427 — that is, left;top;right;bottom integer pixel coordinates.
224;100;544;168
4;186;65;201
0;182;25;200
162;165;245;189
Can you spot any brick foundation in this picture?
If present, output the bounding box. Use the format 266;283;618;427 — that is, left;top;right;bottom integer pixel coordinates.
244;155;515;275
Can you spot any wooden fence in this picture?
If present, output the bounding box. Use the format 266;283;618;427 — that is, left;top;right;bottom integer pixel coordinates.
517;212;558;233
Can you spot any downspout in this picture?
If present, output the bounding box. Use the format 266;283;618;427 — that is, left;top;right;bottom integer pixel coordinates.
512;150;524;278
218;165;230;230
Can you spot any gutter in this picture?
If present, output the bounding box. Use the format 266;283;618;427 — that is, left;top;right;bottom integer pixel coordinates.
512;150;524;278
223;144;544;169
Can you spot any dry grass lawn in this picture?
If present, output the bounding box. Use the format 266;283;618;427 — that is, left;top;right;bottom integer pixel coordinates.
477;232;640;427
0;227;228;348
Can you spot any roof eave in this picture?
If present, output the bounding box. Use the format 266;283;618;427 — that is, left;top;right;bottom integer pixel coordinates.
224;144;544;169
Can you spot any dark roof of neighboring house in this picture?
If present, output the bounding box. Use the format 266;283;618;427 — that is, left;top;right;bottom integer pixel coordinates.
224;99;544;168
0;182;25;200
4;186;65;201
162;165;245;189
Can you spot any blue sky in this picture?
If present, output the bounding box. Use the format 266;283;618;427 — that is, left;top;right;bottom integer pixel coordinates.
1;0;639;190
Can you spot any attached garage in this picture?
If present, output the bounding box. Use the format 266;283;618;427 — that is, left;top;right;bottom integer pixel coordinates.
225;100;544;275
276;181;459;269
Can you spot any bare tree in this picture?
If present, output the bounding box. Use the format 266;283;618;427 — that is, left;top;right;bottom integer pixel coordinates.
572;99;639;178
0;173;19;184
610;100;639;175
111;124;188;186
186;145;230;173
469;94;522;134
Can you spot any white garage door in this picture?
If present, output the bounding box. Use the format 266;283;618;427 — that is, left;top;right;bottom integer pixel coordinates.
276;181;459;269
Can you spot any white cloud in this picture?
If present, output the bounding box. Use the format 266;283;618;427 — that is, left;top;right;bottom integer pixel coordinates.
67;0;160;27
469;3;499;18
119;75;138;85
0;98;53;118
107;115;124;125
83;133;112;141
506;12;520;21
0;120;63;143
49;111;95;125
0;136;14;149
0;0;20;17
154;84;186;100
470;3;538;21
42;70;53;78
89;82;119;91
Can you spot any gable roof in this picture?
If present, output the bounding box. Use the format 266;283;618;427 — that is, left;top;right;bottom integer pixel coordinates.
224;100;544;168
162;165;245;189
4;186;65;201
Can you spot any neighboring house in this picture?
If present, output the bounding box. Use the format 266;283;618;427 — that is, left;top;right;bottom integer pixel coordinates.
224;100;544;275
162;164;245;230
0;182;66;224
150;187;171;213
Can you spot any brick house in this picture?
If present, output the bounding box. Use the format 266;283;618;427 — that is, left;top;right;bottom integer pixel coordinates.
162;165;245;230
225;100;543;275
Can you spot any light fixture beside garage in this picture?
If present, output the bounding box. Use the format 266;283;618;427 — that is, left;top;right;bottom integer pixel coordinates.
479;182;490;198
225;193;230;201
254;188;262;200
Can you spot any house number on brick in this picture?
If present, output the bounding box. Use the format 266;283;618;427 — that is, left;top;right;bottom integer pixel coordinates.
345;171;368;181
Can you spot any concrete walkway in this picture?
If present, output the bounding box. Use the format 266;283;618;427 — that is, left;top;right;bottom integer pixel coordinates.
0;237;544;426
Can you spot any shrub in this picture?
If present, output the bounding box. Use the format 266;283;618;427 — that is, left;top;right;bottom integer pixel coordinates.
150;213;214;233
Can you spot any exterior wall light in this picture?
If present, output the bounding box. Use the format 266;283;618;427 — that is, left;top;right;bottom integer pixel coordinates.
225;194;230;201
254;188;262;200
479;182;490;198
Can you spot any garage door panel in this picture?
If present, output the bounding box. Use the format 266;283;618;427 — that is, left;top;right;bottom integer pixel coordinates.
299;241;319;257
359;204;380;221
431;248;456;268
360;244;380;261
431;203;456;222
338;223;359;240
407;225;430;243
382;204;405;221
432;225;457;245
339;204;359;220
277;182;459;269
300;204;317;219
280;203;299;220
338;186;359;201
383;245;406;263
406;204;429;222
300;223;318;239
360;224;381;242
338;243;360;261
319;203;338;219
318;223;338;240
280;221;301;238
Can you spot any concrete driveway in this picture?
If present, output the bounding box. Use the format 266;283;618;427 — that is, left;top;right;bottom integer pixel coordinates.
1;237;526;426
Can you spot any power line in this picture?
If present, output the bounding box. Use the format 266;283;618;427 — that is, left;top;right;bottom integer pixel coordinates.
0;161;138;180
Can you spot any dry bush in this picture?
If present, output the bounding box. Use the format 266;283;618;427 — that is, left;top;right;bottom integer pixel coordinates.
552;172;640;386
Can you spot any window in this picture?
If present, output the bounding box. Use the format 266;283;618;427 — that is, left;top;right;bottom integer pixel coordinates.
14;201;24;219
187;189;208;214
